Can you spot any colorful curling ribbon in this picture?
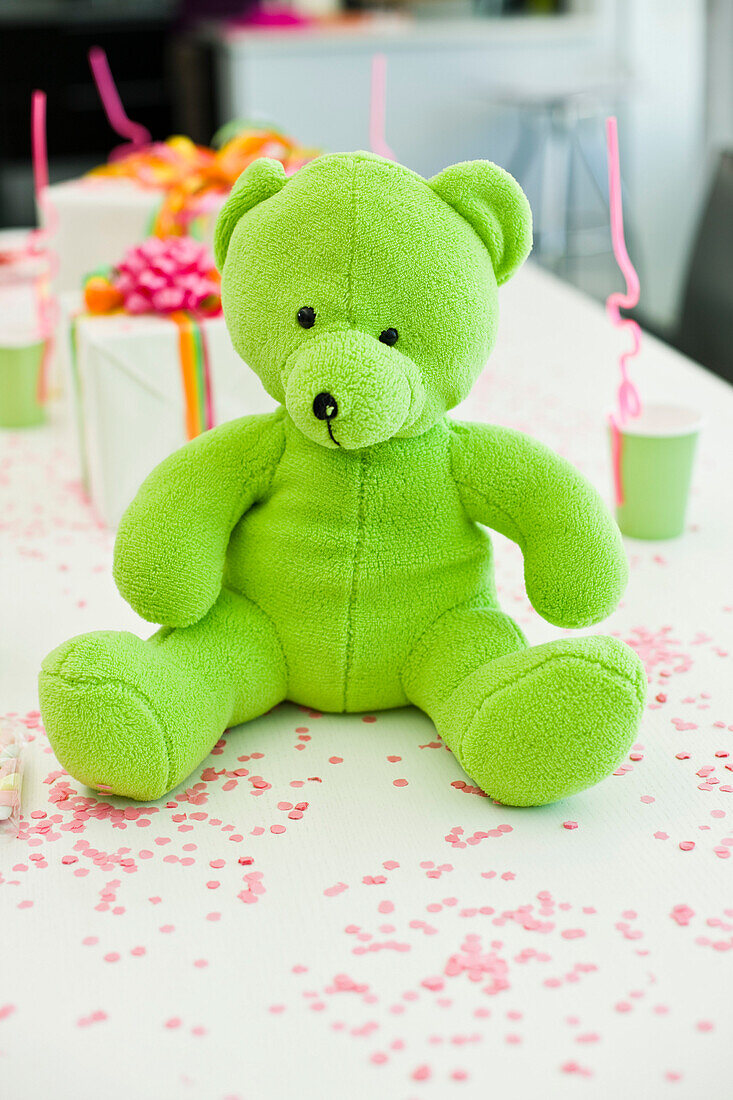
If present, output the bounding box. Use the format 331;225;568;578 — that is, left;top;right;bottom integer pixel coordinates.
87;129;320;238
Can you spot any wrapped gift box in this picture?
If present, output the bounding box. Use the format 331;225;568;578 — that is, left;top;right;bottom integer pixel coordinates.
45;179;222;293
62;294;275;527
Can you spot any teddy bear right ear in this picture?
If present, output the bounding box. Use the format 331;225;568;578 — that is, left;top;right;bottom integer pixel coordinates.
429;160;532;285
214;158;288;271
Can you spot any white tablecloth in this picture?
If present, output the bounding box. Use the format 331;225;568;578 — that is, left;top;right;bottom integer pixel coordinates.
1;265;731;1099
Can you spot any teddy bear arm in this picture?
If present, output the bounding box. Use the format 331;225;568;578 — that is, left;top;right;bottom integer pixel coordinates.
449;421;628;628
113;411;286;627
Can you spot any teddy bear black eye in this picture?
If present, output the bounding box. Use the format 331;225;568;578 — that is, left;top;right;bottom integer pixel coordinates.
379;328;399;346
297;306;316;329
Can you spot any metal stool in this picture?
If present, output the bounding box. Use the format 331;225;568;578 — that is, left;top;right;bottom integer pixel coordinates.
497;76;635;300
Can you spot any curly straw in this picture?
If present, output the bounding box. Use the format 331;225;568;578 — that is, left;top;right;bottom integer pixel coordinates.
606;116;642;505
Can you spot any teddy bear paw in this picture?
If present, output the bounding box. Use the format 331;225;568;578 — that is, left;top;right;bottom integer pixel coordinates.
39;631;172;802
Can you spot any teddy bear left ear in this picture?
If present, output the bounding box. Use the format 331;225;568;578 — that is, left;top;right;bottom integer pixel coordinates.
214;157;289;271
429;161;532;285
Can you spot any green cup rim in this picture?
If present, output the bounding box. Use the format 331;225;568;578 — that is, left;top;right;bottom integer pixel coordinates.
610;402;703;440
0;338;46;353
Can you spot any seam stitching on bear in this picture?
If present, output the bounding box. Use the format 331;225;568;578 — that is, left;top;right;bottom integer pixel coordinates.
447;427;527;547
342;450;368;711
454;650;646;768
46;662;175;796
399;589;494;698
231;412;288;528
259;412;288;499
402;605;526;705
229;587;291;695
345;158;359;325
454;479;527;549
338;157;365;711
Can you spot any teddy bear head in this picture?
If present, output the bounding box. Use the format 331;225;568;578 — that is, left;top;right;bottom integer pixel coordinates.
215;152;531;450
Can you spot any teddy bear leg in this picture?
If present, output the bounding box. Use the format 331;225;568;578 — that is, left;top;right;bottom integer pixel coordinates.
403;607;646;806
38;589;287;801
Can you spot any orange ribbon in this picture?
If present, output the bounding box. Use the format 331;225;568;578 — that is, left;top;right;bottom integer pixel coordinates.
89;130;319;237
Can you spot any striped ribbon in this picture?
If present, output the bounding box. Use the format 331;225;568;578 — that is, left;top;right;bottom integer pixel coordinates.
169;311;215;439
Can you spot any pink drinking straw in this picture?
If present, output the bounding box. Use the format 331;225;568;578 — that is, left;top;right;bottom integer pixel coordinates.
606;115;642;506
88;46;151;156
369;54;395;161
29;90;59;402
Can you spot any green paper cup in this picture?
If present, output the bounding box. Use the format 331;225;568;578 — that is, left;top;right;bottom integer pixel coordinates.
0;340;46;428
611;403;702;540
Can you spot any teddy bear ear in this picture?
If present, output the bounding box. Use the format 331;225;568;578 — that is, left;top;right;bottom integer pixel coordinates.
214;158;289;271
429;160;532;285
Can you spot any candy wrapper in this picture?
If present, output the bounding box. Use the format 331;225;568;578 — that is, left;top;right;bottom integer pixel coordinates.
0;718;25;838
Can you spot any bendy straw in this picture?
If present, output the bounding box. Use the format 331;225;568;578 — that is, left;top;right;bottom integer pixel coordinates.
88;46;151;153
606;115;642;505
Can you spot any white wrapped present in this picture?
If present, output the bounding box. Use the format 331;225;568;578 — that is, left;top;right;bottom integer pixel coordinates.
62;293;275;528
44;178;222;294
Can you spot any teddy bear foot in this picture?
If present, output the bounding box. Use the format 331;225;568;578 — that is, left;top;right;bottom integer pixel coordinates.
39;592;289;802
442;636;646;806
39;631;181;801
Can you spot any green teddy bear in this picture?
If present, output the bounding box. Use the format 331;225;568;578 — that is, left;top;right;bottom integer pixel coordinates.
39;152;646;806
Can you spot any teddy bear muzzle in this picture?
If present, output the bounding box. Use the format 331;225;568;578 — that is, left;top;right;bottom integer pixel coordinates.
283;330;425;450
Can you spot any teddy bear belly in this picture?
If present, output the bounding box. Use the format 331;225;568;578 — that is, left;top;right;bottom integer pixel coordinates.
224;521;497;714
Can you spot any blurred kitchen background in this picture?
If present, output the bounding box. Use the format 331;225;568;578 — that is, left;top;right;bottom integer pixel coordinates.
1;0;731;377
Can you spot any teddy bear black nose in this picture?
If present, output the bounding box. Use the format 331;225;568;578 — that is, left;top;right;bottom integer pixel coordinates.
313;392;338;421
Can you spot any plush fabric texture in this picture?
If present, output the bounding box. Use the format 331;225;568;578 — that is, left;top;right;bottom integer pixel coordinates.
217;153;506;442
430;161;532;285
39;151;646;806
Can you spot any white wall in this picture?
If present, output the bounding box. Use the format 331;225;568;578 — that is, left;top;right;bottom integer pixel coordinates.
612;0;708;328
218;16;610;176
706;0;733;152
215;1;709;330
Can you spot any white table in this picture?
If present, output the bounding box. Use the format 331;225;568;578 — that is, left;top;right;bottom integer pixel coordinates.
1;264;731;1099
